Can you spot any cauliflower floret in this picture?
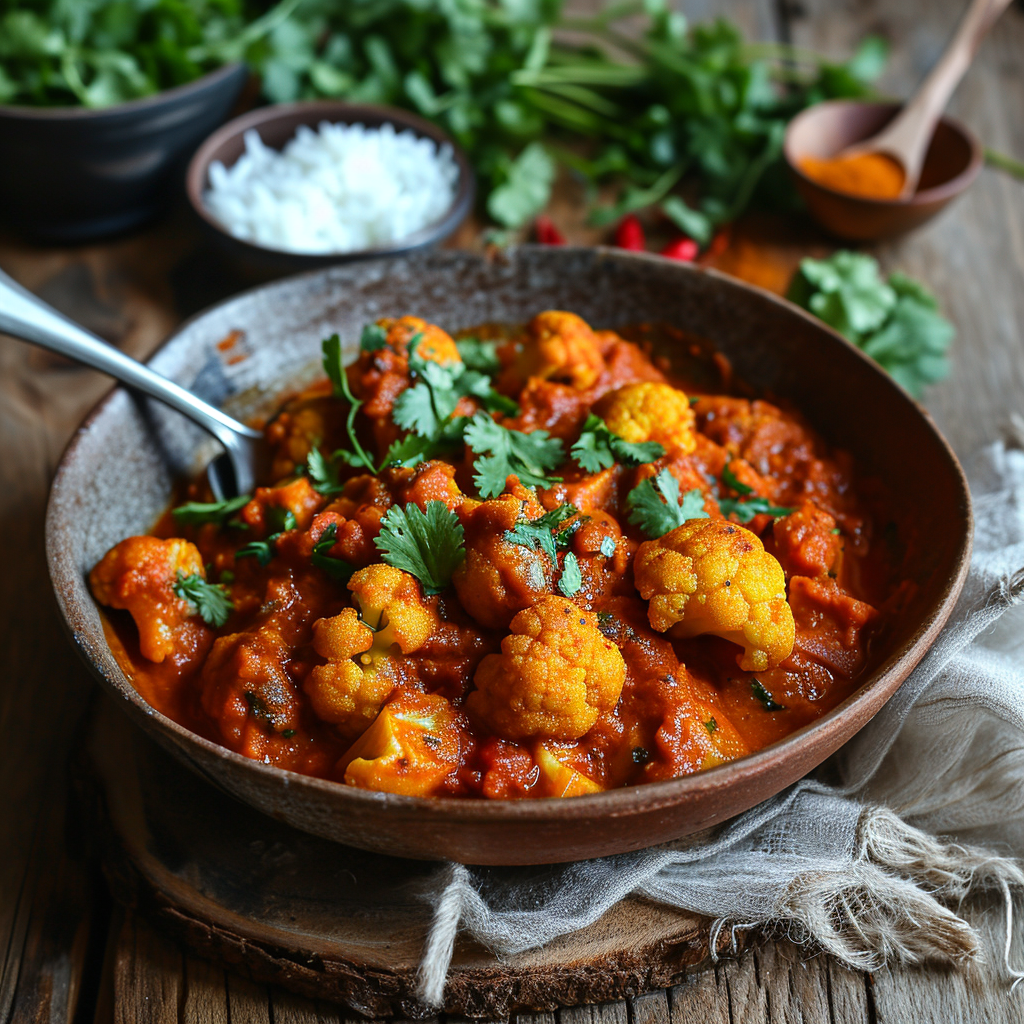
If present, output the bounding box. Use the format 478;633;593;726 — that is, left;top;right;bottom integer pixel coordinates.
634;519;795;672
515;311;605;390
452;493;554;630
347;563;438;651
467;597;626;741
340;690;465;796
89;536;205;662
304;565;438;736
378;315;462;366
595;381;696;455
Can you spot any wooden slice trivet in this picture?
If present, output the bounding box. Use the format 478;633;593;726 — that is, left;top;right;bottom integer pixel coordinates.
80;699;728;1019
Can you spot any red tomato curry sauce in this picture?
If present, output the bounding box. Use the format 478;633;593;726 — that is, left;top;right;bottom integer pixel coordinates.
91;311;910;799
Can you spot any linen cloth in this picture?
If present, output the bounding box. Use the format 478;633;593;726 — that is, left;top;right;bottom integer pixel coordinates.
415;431;1024;1006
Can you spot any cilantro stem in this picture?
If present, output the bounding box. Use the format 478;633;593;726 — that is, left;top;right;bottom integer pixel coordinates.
335;364;377;474
985;148;1024;181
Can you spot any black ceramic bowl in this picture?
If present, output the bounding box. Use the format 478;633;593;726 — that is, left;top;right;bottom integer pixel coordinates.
0;63;248;242
185;100;476;279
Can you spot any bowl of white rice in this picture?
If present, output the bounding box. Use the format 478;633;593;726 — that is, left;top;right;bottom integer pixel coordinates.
186;101;474;275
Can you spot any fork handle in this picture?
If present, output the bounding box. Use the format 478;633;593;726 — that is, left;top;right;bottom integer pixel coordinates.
0;266;262;450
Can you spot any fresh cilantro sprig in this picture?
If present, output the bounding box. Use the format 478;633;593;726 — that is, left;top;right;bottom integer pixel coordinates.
626;469;708;538
172;494;250;528
394;335;518;440
310;523;355;581
321;333;378;473
455;338;502;374
716;464;792;523
718;496;794;523
787;253;955;399
464;412;565;498
571;414;665;473
505;504;586;562
172;572;234;628
236;508;297;567
374;501;466;596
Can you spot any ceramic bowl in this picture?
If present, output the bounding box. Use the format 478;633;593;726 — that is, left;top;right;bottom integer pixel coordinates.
0;64;248;242
185;100;476;279
45;247;971;865
784;100;983;241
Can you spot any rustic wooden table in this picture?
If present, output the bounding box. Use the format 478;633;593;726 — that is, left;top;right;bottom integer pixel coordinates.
2;2;1023;1022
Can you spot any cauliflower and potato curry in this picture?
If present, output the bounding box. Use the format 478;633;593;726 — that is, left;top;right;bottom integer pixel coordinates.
90;311;906;799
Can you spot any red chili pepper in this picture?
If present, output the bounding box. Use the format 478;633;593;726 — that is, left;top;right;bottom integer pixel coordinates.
535;215;566;245
661;237;699;262
614;214;645;251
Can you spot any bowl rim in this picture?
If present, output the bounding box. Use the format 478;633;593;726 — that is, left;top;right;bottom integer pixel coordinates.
783;99;985;207
184;99;477;261
0;61;247;120
45;245;973;829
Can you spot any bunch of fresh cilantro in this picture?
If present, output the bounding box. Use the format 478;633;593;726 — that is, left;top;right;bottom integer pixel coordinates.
0;0;303;107
250;0;887;235
1;0;886;236
787;251;955;398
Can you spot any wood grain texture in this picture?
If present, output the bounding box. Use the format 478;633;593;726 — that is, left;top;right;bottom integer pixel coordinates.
82;700;719;1020
1;0;1024;1021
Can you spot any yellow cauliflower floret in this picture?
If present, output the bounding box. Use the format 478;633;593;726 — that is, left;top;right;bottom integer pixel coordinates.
379;315;462;366
340;690;464;797
468;597;626;741
633;519;795;672
521;310;605;389
595;381;696;455
89;536;205;662
347;563;438;652
305;565;438;736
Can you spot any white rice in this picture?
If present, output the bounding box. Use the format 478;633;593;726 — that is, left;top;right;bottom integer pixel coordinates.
203;121;460;254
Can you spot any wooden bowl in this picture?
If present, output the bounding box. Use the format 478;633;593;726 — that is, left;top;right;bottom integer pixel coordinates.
185;100;475;279
45;247;971;865
784;100;983;241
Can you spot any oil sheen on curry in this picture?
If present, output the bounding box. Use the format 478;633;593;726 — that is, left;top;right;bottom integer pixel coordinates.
90;311;910;800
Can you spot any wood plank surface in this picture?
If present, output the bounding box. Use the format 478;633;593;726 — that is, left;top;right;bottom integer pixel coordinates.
1;0;1023;1022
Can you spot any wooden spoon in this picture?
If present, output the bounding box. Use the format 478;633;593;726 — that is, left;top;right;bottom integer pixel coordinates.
840;0;1011;198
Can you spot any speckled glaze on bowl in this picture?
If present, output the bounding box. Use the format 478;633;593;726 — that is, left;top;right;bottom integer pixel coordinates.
45;247;972;865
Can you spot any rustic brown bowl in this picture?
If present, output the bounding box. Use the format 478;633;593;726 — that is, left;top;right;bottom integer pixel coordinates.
45;247;971;865
784;100;983;241
185;100;475;279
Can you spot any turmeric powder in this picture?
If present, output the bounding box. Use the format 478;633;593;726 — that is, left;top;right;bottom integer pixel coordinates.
798;151;906;200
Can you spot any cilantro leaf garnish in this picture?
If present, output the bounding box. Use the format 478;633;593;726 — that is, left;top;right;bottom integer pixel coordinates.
394;337;519;440
626;469;708;538
505;503;584;562
752;679;786;712
721;463;753;496
374;501;466;596
236;539;275;566
787;253;955;399
172;494;250;527
360;323;388;352
236;508;296;567
718;496;793;523
571;414;665;473
464;412;564;498
306;448;346;496
310;523;356;581
172;572;234;627
455;337;502;374
321;333;377;473
557;552;582;597
704;717;719;734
